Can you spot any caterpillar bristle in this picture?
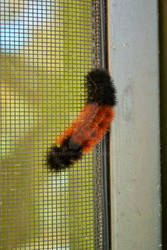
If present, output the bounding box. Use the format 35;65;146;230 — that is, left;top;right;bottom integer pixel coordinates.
86;69;117;106
47;68;117;171
47;137;83;171
47;146;70;171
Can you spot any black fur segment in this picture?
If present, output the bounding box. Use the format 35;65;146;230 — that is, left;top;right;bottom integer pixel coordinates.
86;69;117;106
47;137;83;171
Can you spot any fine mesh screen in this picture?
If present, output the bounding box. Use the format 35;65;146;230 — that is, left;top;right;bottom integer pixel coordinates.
0;0;108;249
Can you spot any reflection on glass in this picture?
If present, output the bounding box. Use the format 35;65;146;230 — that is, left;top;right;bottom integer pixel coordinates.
0;0;51;53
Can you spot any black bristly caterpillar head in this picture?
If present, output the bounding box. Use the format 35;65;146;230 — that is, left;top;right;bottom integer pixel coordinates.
47;136;82;171
86;69;117;106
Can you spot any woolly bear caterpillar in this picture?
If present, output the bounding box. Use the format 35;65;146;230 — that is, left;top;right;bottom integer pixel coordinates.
47;69;116;171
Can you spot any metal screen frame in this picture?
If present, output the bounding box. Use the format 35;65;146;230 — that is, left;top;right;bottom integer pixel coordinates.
99;1;112;249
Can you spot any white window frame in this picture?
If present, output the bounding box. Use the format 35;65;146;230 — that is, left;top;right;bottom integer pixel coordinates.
108;0;161;249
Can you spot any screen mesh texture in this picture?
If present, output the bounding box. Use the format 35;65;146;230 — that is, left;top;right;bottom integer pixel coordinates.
0;0;107;249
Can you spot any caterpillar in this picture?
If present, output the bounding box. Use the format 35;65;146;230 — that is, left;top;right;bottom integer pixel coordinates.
47;69;116;171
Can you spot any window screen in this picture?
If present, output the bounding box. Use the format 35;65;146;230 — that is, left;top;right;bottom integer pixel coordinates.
0;0;110;249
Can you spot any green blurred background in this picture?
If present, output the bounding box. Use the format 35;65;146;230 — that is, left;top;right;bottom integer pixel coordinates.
0;0;99;248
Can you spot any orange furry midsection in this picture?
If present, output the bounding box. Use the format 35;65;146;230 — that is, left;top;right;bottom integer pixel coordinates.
56;104;99;145
56;103;115;153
